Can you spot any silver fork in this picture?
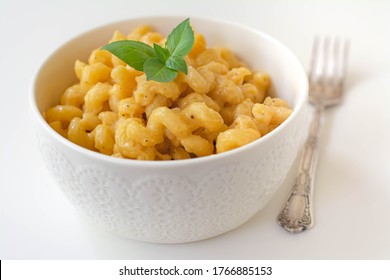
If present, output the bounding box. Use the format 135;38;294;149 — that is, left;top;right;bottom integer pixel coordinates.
277;36;349;233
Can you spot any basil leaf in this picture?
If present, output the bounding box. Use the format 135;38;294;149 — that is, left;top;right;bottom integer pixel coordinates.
153;43;171;63
166;55;188;74
144;57;178;82
101;40;155;71
166;18;194;58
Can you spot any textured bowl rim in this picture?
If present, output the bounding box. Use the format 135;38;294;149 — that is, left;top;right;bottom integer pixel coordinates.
30;15;308;168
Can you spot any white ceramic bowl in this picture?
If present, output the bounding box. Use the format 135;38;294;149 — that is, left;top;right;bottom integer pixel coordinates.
30;16;307;243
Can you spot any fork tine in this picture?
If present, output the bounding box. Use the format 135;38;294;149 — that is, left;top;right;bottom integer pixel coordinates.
308;36;332;84
328;37;349;97
308;36;349;104
308;36;327;100
320;36;331;85
307;36;320;83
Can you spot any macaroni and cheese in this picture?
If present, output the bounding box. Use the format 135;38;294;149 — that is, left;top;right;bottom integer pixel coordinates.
45;25;292;160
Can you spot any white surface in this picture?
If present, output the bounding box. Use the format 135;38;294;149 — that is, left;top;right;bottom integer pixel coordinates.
1;0;389;259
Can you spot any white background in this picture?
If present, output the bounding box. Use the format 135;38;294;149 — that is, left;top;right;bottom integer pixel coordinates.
1;0;389;259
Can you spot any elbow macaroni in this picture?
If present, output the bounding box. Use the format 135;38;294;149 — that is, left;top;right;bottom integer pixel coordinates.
45;25;292;160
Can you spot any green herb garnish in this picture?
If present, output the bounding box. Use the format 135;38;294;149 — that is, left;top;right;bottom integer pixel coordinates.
101;18;194;82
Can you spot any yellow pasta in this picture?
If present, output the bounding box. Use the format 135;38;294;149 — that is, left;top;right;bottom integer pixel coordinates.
88;49;113;67
94;124;115;155
60;84;85;108
188;33;207;58
44;25;293;160
111;65;140;92
84;83;111;114
67;113;100;151
118;97;144;118
226;67;251;85
179;102;224;132
178;92;220;112
216;128;261;153
79;62;111;92
98;111;118;128
45;105;83;127
185;66;215;94
181;134;214;157
144;94;172;118
48;121;67;138
252;103;274;135
210;77;244;105
172;146;191;160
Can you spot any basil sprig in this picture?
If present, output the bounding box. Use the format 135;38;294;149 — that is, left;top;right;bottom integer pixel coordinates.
101;18;194;82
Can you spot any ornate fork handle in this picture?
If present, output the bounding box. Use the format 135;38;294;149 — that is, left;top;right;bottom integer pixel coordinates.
277;104;323;233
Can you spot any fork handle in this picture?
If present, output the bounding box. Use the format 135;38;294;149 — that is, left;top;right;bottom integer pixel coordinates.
277;104;323;233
